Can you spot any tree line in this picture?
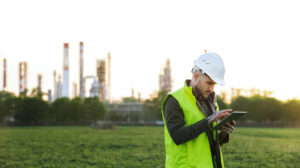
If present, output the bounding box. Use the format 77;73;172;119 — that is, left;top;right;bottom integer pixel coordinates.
144;89;300;126
221;95;300;126
0;91;107;126
1;89;299;126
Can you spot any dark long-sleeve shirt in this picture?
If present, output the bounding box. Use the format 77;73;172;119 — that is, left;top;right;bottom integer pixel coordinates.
164;96;211;145
163;88;229;146
163;80;229;168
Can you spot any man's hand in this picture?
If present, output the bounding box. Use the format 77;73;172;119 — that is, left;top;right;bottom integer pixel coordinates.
207;109;232;125
221;120;236;134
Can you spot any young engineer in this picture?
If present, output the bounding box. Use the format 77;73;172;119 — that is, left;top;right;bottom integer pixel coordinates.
162;52;236;168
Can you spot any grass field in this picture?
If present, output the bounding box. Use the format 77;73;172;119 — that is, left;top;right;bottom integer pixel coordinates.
0;126;299;168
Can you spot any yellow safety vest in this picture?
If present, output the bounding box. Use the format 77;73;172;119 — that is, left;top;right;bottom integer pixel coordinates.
161;82;224;168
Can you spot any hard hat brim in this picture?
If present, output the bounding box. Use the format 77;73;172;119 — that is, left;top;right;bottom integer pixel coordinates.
214;79;225;86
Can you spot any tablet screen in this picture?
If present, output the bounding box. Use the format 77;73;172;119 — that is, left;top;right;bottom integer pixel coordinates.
215;111;247;130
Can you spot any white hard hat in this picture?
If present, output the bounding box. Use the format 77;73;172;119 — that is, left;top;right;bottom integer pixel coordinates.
193;52;225;86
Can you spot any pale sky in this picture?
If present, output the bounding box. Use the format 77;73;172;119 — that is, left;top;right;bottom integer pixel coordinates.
0;0;300;101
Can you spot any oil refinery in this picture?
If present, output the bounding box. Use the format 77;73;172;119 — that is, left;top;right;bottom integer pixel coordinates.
1;42;172;104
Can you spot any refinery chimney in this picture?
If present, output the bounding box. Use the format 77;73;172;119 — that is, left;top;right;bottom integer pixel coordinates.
58;75;62;98
3;59;7;90
107;52;111;101
73;82;78;98
38;74;42;93
53;71;57;100
48;90;52;103
62;43;69;97
19;62;28;94
79;42;84;98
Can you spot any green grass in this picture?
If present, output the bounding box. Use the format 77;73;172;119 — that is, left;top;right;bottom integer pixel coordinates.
222;128;300;168
0;126;299;168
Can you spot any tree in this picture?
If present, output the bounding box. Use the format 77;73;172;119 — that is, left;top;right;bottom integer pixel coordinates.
69;97;85;124
231;95;284;124
84;97;107;122
30;87;43;98
284;99;300;124
52;97;71;124
216;95;228;109
122;97;139;102
19;88;28;97
230;96;251;122
260;97;283;123
0;91;15;123
14;97;50;125
143;89;168;122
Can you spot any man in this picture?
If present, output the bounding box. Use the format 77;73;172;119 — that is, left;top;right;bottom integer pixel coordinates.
161;52;236;168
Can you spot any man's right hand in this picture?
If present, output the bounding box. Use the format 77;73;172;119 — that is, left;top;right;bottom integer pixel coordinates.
207;109;232;125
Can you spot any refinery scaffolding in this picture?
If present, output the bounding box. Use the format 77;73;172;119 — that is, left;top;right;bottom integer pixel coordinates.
96;59;106;101
95;52;111;102
107;52;111;102
159;59;172;92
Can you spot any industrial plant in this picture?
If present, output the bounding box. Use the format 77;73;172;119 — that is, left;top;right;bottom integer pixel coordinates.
0;42;174;125
49;42;112;103
2;42;172;109
159;59;172;92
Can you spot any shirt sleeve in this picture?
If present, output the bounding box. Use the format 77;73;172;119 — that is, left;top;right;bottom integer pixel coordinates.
164;96;211;145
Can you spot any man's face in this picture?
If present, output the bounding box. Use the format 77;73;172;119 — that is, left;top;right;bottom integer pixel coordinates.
194;73;216;98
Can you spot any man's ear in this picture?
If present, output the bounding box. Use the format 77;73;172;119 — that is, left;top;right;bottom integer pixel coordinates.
193;73;198;80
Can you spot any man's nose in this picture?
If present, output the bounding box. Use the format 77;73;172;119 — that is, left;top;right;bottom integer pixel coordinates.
209;85;214;92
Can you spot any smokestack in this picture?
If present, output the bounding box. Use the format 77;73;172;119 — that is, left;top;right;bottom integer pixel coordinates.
79;42;84;98
107;52;111;101
19;62;28;94
25;63;28;91
38;74;42;93
53;71;57;100
131;88;134;98
73;82;77;98
62;43;69;97
48;89;52;103
3;59;6;90
58;74;62;98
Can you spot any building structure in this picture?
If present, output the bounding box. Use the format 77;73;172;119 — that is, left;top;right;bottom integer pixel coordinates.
19;62;28;94
159;59;172;92
62;43;69;97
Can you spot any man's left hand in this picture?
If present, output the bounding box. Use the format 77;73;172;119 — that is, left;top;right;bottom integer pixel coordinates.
221;120;236;134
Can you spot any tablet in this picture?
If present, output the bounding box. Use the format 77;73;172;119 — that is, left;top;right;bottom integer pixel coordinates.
215;111;247;130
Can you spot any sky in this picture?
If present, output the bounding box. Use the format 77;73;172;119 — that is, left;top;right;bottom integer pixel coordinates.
0;0;300;101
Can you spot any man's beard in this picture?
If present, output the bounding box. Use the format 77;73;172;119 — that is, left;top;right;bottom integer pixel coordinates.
195;86;208;100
